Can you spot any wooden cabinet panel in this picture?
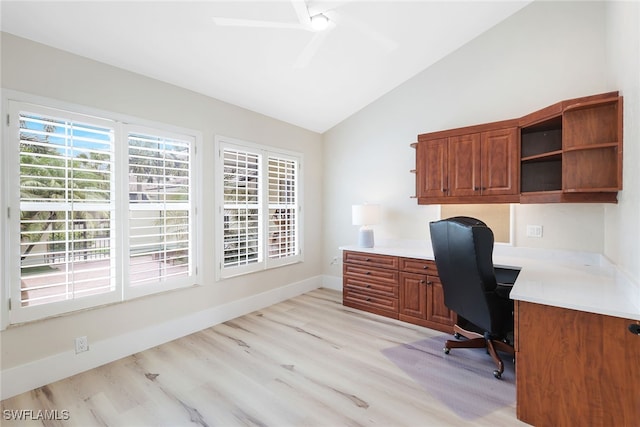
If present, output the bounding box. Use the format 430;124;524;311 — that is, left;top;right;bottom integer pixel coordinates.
399;272;427;319
425;275;456;327
416;137;448;198
481;127;519;196
449;133;481;197
516;301;640;426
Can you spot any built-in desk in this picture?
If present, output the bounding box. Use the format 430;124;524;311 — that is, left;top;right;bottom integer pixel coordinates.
340;242;640;426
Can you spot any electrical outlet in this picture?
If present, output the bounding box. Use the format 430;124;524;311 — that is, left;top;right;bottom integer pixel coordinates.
75;336;89;354
526;225;543;238
330;256;339;265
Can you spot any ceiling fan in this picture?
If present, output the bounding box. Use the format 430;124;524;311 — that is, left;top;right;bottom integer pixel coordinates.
212;0;396;68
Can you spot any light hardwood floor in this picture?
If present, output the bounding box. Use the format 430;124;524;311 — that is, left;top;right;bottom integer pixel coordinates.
1;289;527;426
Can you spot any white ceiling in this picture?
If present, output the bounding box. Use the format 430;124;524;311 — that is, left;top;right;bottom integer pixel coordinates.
0;0;532;133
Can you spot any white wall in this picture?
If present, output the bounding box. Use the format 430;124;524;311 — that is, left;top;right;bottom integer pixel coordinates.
322;1;631;278
0;33;324;397
604;1;640;288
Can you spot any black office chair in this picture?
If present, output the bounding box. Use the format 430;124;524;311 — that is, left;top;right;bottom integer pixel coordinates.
429;216;515;379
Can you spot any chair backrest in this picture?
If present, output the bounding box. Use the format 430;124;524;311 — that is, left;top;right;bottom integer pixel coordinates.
429;216;498;334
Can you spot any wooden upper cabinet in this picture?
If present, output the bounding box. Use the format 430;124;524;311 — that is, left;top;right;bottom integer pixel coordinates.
416;121;519;204
415;91;622;205
519;91;622;203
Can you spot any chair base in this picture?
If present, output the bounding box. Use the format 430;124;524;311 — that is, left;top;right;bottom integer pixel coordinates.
443;324;515;379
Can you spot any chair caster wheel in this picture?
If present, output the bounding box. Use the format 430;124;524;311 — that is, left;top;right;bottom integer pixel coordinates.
444;347;450;354
454;332;461;339
493;370;502;379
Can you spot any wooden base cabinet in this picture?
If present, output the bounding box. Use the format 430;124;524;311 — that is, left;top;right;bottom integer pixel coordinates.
342;251;399;319
515;301;640;427
343;251;455;334
399;258;456;333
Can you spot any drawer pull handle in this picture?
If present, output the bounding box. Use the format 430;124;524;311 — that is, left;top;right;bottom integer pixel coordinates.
427;281;433;285
420;280;426;284
366;284;371;288
366;297;371;302
423;265;429;269
366;271;371;275
365;258;371;262
629;324;640;336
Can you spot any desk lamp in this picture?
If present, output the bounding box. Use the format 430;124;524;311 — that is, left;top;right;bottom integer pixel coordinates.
352;204;381;248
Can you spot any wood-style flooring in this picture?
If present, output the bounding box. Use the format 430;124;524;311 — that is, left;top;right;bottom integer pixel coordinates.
1;289;527;426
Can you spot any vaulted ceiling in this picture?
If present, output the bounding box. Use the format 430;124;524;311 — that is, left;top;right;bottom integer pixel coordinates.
1;1;532;132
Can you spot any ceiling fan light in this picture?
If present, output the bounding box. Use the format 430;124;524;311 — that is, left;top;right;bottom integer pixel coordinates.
310;13;330;31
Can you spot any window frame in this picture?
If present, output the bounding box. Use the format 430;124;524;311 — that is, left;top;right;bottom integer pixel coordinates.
2;92;202;326
215;136;303;280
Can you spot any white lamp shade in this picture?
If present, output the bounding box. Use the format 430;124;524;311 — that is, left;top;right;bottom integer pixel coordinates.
352;204;381;226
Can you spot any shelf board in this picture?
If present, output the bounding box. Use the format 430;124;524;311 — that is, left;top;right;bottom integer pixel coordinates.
563;142;619;152
563;96;619;113
521;150;563;163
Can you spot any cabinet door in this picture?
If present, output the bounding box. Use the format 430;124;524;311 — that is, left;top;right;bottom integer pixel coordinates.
481;127;519;196
399;272;427;320
516;301;640;426
426;276;456;327
416;138;448;198
448;133;481;197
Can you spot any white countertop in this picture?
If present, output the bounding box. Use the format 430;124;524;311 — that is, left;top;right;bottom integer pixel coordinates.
340;241;640;321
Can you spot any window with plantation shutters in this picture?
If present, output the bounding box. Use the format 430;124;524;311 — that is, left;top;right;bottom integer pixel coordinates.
6;98;200;324
217;138;302;278
128;130;193;287
17;110;117;309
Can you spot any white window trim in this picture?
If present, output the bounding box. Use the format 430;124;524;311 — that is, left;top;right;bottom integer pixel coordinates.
2;90;203;326
215;135;304;280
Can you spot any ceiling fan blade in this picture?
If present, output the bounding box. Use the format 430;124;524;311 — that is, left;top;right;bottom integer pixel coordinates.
213;17;305;30
327;11;397;52
293;23;335;68
291;0;311;26
307;0;353;16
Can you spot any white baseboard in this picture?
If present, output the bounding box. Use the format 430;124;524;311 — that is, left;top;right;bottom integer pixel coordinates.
0;276;322;400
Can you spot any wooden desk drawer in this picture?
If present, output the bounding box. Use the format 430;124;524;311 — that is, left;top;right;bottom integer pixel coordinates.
343;288;399;314
343;251;399;270
343;264;398;286
400;258;437;275
343;276;399;298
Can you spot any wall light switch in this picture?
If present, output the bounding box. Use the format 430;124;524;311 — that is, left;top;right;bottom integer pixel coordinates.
526;225;543;238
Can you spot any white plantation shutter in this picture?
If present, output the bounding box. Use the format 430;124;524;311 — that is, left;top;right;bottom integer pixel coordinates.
218;139;302;278
268;156;298;260
128;131;193;288
222;148;262;268
17;110;116;311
